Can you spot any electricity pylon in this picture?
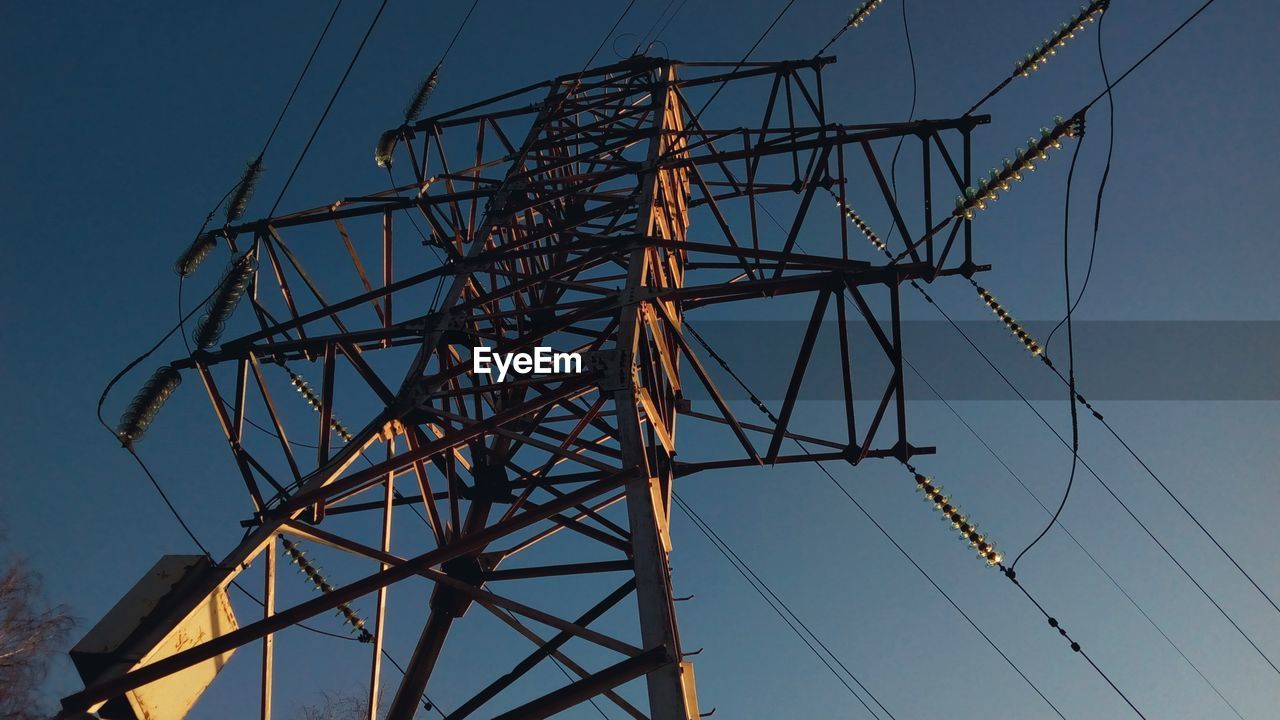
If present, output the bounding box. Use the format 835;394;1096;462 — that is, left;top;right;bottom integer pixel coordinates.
66;56;988;720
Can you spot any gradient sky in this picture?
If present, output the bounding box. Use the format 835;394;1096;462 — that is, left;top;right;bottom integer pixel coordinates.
3;1;1279;718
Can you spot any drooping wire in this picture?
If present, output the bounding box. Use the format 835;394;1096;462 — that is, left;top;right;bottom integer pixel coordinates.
681;318;1068;719
629;0;679;56
98;276;232;443
881;0;915;249
1045;8;1114;353
691;188;1151;712
795;175;1269;681
643;0;689;56
1009;134;1086;570
1035;345;1280;621
812;452;1067;719
956;0;1280;629
672;493;895;719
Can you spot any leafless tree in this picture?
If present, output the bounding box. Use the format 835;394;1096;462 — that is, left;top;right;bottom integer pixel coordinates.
294;689;380;720
0;546;74;720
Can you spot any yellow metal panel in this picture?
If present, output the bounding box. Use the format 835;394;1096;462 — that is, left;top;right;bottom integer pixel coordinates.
124;584;238;720
70;555;239;720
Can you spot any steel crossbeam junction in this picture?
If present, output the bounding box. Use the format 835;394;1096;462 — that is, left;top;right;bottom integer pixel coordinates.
66;56;990;720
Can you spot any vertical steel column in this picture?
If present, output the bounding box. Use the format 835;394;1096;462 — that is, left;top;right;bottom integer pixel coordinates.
367;440;395;720
612;62;696;720
260;539;276;720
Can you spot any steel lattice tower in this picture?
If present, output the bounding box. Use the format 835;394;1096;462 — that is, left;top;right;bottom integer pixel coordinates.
66;56;989;719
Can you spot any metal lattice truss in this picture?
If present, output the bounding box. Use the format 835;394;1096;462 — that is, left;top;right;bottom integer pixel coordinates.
66;56;990;720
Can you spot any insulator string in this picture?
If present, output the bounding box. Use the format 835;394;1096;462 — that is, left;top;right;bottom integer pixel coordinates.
966;1;1109;116
815;0;885;56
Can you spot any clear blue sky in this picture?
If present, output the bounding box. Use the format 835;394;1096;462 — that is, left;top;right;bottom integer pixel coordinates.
3;1;1278;718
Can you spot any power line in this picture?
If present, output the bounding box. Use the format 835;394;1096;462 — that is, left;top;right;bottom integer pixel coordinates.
1034;347;1280;621
856;0;1277;678
828;175;1249;713
672;492;895;719
919;283;1280;677
645;0;690;56
177;1;345;353
999;563;1148;718
710;183;1161;714
1009;131;1086;570
267;0;393;217
1082;0;1220;112
687;0;799;126
965;1;1110;117
812;453;1068;719
438;0;482;68
587;0;640;69
880;0;916;250
260;0;346;157
899;454;1148;717
1045;9;1115;354
784;168;1273;699
940;0;1280;663
629;0;680;56
681;319;1069;719
901;356;1247;719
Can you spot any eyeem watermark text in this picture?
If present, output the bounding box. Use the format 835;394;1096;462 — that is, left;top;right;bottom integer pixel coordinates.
472;347;582;382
